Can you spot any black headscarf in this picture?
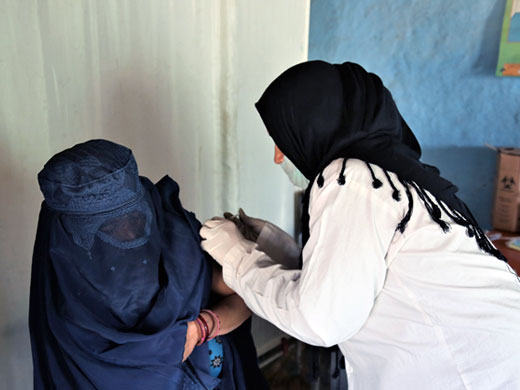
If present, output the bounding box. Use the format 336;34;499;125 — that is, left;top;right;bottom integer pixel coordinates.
256;61;505;261
30;139;267;389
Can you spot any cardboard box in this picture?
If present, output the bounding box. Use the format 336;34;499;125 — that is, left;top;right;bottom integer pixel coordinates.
492;147;520;232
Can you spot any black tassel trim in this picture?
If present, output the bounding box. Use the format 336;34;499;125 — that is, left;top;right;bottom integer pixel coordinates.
396;178;414;233
337;158;347;185
476;227;506;261
418;185;443;220
312;159;507;262
476;228;494;255
458;203;507;261
411;183;450;233
383;169;401;201
365;162;383;188
466;225;475;238
437;201;464;224
432;194;506;261
437;201;475;238
317;170;325;188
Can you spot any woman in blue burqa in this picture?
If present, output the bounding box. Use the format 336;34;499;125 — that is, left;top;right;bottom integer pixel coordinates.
29;139;268;389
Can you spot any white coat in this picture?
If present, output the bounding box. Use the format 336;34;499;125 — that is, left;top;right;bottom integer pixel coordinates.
221;158;520;390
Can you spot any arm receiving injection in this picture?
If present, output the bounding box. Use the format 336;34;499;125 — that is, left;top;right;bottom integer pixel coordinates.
183;262;252;361
226;209;301;269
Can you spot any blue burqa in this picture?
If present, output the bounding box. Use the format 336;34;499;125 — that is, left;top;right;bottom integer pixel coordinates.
29;140;267;389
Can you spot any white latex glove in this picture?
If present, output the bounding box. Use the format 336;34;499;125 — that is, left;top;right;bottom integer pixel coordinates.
200;218;251;266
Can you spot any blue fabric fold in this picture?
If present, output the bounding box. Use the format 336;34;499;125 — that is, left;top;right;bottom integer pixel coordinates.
30;140;267;389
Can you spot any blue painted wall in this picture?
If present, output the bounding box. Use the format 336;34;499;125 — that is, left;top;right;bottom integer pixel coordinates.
309;0;520;228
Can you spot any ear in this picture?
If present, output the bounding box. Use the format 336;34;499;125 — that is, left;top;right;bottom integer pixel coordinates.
274;145;285;164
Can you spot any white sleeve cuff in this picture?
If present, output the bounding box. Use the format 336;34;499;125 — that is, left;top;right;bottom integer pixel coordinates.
222;239;256;290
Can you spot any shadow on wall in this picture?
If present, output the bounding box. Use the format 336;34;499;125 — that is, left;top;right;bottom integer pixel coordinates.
422;146;497;229
98;62;178;182
0;135;35;390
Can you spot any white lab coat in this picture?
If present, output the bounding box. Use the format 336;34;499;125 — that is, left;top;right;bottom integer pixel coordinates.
221;158;520;390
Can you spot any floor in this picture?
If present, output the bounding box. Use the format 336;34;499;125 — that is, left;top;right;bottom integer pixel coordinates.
261;339;348;390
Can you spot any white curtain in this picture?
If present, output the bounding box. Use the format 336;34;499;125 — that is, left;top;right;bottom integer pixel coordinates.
0;1;309;388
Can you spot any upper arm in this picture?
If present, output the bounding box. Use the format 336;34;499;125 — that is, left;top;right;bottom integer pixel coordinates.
211;261;235;296
296;168;400;343
222;160;402;346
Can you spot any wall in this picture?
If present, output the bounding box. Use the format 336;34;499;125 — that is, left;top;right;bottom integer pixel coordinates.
0;1;309;388
309;0;520;227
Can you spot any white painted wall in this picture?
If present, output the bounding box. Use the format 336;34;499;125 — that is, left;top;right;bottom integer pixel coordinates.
0;1;309;388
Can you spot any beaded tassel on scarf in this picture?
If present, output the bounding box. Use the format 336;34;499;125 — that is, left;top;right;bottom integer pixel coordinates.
304;159;506;262
360;161;505;261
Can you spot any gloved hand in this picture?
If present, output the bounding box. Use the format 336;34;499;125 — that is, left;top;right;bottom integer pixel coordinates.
237;208;266;240
200;218;252;266
236;209;301;268
223;208;264;242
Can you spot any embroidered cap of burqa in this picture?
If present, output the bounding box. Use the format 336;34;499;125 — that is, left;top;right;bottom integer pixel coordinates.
29;139;264;390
